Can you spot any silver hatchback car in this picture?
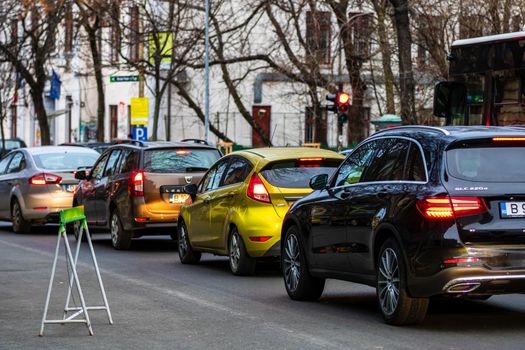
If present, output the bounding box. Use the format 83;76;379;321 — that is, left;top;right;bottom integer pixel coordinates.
0;146;100;233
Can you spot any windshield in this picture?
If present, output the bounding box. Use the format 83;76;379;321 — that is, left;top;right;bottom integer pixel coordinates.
143;148;221;173
260;159;341;188
447;146;525;182
33;152;99;171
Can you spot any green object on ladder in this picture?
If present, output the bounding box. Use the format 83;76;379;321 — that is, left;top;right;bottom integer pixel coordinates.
59;205;87;224
39;206;113;336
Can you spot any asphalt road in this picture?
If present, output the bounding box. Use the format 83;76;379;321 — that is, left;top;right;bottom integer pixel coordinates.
1;223;525;350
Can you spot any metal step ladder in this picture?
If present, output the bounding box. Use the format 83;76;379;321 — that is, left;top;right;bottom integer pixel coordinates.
39;206;113;336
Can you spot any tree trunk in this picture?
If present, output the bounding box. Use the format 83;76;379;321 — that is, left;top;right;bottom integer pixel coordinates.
374;0;396;115
32;90;51;145
390;0;417;125
0;117;5;157
87;25;105;142
152;90;162;141
331;3;368;145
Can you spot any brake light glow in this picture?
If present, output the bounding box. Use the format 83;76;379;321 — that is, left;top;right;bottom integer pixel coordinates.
416;196;486;219
130;171;144;197
249;236;272;242
298;157;324;162
247;173;271;203
492;137;525;142
29;173;62;185
176;150;191;155
134;217;149;222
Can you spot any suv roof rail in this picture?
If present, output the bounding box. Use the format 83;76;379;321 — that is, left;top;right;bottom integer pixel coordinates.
181;138;211;146
373;125;450;136
113;139;147;147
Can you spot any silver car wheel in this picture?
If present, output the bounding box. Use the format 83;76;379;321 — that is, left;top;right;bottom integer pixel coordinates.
179;225;188;256
283;233;301;292
378;247;400;316
111;214;119;247
12;202;20;229
229;233;241;272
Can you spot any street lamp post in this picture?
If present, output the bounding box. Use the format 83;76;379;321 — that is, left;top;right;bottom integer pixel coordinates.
204;0;210;142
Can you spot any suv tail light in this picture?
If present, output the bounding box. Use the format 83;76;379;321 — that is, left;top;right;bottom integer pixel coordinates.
247;173;271;203
130;171;144;197
417;196;487;219
29;173;62;185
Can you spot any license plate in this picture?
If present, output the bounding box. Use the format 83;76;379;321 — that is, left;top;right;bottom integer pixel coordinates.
169;193;189;204
500;201;525;218
63;184;77;193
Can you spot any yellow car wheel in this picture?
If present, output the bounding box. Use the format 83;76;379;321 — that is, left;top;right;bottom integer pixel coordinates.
229;228;256;276
178;221;201;264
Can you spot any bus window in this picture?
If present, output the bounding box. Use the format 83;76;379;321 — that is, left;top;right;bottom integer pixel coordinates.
493;69;525;125
450;73;484;125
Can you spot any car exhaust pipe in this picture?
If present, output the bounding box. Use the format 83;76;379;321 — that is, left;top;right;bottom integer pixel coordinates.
446;282;481;293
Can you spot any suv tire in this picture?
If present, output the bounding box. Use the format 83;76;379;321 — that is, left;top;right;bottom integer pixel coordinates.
110;211;132;250
229;228;256;276
11;199;31;234
177;221;201;264
376;238;428;325
282;225;325;300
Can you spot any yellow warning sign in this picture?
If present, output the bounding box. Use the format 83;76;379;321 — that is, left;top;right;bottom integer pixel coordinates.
130;97;149;125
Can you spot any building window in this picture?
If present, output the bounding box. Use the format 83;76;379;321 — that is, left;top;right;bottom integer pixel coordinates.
459;15;483;39
10;105;16;138
64;3;73;54
348;12;373;59
306;11;331;64
110;105;118;139
129;5;140;64
110;2;121;64
417;15;444;67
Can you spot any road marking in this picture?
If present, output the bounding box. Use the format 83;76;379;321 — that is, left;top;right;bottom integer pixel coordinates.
0;238;342;349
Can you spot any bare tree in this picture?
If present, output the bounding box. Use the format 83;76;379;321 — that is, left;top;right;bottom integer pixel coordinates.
0;0;67;145
75;0;114;142
0;63;15;155
389;0;417;124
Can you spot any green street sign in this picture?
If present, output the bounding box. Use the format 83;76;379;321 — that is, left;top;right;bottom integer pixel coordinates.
110;75;139;83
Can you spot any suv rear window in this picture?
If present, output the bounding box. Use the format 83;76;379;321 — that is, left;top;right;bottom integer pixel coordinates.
447;146;525;182
143;148;221;173
260;159;341;188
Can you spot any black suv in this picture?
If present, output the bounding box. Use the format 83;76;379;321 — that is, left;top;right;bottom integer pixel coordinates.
281;126;525;325
73;140;221;249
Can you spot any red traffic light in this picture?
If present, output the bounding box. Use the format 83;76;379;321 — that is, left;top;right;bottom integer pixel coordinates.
337;92;350;105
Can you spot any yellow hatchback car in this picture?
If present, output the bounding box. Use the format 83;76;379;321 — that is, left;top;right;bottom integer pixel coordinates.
177;148;344;275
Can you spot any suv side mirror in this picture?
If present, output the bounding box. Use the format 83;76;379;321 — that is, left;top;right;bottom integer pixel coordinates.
184;184;198;201
75;170;87;180
433;81;467;120
309;174;328;190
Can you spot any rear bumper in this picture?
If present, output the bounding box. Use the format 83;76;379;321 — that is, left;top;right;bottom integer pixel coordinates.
21;190;74;221
409;267;525;297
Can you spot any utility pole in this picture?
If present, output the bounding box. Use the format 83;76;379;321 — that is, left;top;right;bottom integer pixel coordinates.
204;0;210;142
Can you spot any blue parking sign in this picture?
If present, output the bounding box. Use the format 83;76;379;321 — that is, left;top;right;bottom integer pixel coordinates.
132;126;147;141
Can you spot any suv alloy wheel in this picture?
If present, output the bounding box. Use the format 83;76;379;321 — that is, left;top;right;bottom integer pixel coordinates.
282;225;325;300
110;211;132;250
376;238;428;325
